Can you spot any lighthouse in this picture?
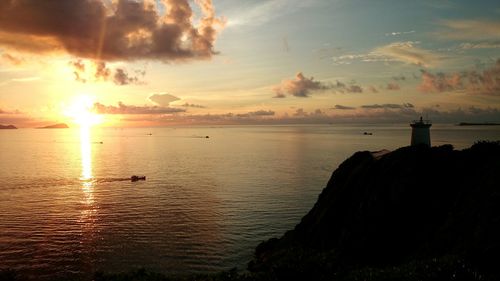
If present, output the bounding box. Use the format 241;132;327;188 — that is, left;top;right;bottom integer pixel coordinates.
410;117;432;146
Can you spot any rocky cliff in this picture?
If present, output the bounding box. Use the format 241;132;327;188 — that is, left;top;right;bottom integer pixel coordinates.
250;142;500;280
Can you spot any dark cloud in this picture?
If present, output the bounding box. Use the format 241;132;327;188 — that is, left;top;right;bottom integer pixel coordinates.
92;102;185;114
180;103;206;108
114;68;141;85
386;82;401;90
95;61;111;81
148;93;180;106
332;80;364;93
273;72;366;98
331;104;356;110
0;0;225;62
361;103;414;110
236;110;274;118
273;72;330;98
70;60;144;85
418;59;500;95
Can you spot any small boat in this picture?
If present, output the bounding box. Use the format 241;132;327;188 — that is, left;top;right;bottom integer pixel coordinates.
131;175;146;182
363;132;373;135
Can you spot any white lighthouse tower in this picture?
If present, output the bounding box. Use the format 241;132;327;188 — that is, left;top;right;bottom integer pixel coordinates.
410;117;432;146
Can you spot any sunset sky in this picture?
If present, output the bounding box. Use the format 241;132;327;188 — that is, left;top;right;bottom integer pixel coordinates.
0;0;499;127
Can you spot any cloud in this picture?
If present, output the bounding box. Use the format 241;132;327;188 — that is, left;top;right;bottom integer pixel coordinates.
273;72;330;98
0;0;225;62
392;75;406;81
385;30;416;36
92;101;185;114
236;110;275;118
103;105;500;125
226;0;313;27
148;93;180;106
331;104;356;110
368;86;379;93
436;19;500;41
70;60;144;85
386;83;401;90
418;59;500;95
180;103;206;108
114;68;140;85
361;103;414;110
1;53;23;65
458;42;500;50
374;41;442;67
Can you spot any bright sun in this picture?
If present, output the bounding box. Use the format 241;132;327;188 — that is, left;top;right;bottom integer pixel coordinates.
64;96;103;127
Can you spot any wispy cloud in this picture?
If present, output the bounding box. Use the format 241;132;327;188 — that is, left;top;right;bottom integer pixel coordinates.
436;19;500;41
385;30;416;36
373;41;443;67
458;42;500;50
226;0;318;27
331;42;443;67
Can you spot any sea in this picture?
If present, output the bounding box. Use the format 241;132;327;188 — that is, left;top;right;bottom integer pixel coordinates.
0;124;499;280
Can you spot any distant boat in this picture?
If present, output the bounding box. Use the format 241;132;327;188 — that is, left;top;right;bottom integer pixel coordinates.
363;132;373;135
131;175;146;182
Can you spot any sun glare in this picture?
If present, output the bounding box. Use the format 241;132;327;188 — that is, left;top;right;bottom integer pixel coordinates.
64;96;103;127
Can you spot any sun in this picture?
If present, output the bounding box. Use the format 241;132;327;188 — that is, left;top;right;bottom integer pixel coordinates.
63;96;103;127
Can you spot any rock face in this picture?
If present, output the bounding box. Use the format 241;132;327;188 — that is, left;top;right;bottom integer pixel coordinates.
37;123;69;129
250;142;500;280
0;124;17;129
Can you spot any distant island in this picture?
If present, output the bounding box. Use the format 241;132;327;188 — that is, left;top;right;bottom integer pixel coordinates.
458;122;500;126
0;124;17;129
37;123;69;129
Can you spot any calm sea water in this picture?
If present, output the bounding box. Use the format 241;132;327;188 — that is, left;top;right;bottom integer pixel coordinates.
0;124;499;280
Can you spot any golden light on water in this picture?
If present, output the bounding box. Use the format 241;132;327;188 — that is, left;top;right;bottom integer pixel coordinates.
80;125;93;181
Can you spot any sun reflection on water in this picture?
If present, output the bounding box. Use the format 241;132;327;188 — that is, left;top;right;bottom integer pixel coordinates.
79;124;96;225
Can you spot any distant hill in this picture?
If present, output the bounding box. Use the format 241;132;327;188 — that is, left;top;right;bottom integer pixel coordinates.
37;123;69;129
249;141;500;280
0;124;17;129
458;122;500;126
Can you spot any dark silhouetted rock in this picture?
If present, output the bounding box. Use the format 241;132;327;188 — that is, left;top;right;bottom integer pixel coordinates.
0;124;17;129
249;141;500;280
37;123;69;129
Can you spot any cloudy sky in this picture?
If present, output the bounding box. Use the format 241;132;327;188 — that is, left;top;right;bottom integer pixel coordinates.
0;0;499;127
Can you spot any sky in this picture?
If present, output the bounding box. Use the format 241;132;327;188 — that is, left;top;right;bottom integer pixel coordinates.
0;0;500;127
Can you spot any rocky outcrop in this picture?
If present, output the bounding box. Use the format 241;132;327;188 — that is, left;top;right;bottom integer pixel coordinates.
249;142;500;280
